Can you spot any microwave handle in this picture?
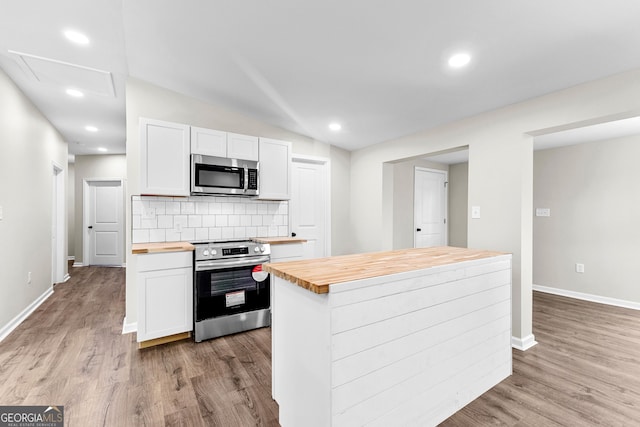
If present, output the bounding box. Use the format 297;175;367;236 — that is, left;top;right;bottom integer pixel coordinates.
243;168;249;193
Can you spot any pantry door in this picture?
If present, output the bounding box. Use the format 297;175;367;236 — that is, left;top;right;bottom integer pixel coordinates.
290;156;330;259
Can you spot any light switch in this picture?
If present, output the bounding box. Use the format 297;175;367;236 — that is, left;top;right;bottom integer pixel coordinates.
0;205;3;220
471;206;481;219
536;208;551;217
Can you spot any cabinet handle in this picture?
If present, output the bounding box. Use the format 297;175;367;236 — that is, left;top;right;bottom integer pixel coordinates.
291;232;297;237
416;228;421;232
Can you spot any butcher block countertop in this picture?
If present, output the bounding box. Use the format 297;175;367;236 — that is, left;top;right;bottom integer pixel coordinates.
132;241;195;254
264;246;508;294
252;237;308;245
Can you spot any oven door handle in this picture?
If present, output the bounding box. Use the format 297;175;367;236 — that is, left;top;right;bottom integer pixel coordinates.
195;256;271;271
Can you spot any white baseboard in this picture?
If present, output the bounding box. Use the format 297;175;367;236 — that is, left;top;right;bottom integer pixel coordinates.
533;284;640;311
0;287;54;343
72;262;84;267
122;317;137;335
67;256;75;261
512;334;538;351
62;273;71;283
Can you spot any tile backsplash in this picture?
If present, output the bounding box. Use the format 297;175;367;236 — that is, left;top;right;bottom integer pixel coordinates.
132;195;289;243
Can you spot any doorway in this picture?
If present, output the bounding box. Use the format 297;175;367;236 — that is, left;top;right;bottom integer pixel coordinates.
290;155;331;258
83;179;124;266
52;163;66;284
414;167;448;248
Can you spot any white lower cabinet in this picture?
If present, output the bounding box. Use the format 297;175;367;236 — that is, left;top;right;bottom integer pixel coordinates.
270;243;304;263
136;251;193;342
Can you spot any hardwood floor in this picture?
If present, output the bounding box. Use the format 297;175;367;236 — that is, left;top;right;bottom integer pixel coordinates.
1;266;639;426
442;291;640;426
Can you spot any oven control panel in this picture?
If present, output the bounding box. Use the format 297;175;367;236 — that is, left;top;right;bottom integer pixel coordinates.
194;240;270;261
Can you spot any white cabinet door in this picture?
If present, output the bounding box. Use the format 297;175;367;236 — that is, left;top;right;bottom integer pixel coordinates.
139;118;190;196
191;126;227;157
137;252;193;342
258;138;291;200
228;132;259;161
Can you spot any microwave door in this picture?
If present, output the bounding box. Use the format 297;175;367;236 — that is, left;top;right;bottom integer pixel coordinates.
195;164;243;192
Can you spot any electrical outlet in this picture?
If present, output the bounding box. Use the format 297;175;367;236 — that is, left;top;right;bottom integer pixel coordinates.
576;263;585;273
536;208;551;217
471;206;481;219
175;222;183;232
142;207;156;220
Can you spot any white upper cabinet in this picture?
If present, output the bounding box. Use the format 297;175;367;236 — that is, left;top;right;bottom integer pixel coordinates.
228;132;259;161
258;138;291;200
190;126;227;157
190;128;259;161
139;118;190;196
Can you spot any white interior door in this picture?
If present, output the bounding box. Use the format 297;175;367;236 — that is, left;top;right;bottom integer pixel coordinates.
414;168;448;248
51;164;65;284
86;180;123;266
290;157;330;259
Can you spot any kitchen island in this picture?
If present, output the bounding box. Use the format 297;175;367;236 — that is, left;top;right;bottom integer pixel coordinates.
264;246;512;427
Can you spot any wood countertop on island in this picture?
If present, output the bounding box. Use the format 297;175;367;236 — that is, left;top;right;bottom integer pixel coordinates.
264;246;507;294
131;241;195;254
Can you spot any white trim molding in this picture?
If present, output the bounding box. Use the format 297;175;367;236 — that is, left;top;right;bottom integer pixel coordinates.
0;287;54;343
533;284;640;311
62;273;71;283
512;334;538;351
72;262;84;268
122;317;137;335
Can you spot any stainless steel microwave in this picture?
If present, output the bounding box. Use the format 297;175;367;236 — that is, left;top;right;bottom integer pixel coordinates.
191;154;259;196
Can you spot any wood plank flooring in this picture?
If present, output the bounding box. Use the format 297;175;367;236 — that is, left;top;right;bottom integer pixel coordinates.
1;266;639;426
442;291;640;426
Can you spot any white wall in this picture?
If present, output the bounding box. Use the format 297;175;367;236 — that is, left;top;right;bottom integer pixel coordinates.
0;69;67;335
533;136;640;303
73;154;127;265
448;162;468;248
124;77;350;326
349;68;640;345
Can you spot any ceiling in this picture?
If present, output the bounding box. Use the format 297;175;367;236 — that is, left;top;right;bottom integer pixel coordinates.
2;1;640;156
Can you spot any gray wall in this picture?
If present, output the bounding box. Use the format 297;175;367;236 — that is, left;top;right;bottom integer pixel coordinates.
448;162;468;248
533;136;640;303
0;69;67;334
349;68;640;345
73;154;127;265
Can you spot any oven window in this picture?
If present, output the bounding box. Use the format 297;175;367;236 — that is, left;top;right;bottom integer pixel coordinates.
195;164;243;189
195;266;270;321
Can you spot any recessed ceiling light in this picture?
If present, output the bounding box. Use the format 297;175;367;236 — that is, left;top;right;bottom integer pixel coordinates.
64;29;90;45
329;122;342;131
97;147;108;152
85;125;98;132
448;53;471;68
66;88;84;98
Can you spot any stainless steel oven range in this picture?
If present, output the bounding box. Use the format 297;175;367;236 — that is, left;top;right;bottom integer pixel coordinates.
193;240;271;342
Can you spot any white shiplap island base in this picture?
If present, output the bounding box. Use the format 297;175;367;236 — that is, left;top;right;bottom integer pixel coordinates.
264;246;512;427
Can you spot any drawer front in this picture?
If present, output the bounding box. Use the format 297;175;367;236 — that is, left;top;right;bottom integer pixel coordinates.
137;251;192;272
